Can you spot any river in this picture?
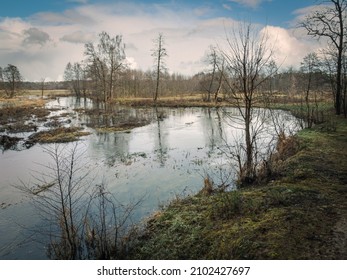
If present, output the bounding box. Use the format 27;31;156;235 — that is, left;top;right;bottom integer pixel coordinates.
0;97;300;259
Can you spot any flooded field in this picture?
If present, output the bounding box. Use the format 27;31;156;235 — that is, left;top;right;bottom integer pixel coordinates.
0;97;300;259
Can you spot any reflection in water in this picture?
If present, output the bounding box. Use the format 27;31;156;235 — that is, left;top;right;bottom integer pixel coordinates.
0;97;300;259
155;107;168;166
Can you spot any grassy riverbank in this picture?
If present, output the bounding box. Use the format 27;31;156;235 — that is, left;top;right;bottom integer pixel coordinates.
129;114;347;259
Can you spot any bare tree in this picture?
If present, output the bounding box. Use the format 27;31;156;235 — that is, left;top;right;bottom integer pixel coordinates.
86;183;144;259
221;22;276;185
151;33;168;102
40;77;45;98
18;144;90;259
64;62;87;98
300;52;322;127
17;143;142;259
0;67;3;90
3;64;23;98
300;0;347;115
201;46;226;102
85;32;126;102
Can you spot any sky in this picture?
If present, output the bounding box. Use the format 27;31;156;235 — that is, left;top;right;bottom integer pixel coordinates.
0;0;323;81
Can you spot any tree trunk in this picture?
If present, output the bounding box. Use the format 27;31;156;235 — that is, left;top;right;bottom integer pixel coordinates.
244;102;253;183
154;58;160;102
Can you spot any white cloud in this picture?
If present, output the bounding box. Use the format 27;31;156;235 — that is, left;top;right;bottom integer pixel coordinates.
293;4;329;17
290;4;329;27
228;0;271;9
0;1;321;81
126;57;138;70
262;26;321;69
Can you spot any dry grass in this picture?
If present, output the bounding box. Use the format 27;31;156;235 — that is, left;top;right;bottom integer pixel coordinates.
0;102;50;125
29;127;90;143
0;89;70;101
0;96;47;108
112;96;228;108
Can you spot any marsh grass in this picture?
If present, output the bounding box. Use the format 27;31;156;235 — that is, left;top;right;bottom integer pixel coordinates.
0;100;49;125
29;127;90;143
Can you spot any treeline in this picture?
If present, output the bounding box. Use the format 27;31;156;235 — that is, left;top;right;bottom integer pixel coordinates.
61;30;342;113
62;30;333;102
62;32;203;101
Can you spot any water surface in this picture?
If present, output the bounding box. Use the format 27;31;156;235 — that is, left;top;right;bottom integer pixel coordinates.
0;97;300;259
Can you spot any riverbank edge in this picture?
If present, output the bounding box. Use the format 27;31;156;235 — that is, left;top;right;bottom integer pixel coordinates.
127;113;347;260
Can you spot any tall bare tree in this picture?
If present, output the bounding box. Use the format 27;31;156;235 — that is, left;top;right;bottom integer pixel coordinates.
40;77;46;98
151;33;168;102
300;0;347;115
85;32;126;102
221;22;276;185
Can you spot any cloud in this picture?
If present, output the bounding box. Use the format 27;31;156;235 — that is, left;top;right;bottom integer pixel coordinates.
228;0;271;9
22;27;51;46
0;18;31;51
193;6;212;17
30;8;96;26
125;42;138;51
223;4;232;11
126;57;138;69
0;1;322;81
290;4;330;27
293;4;329;17
262;26;320;69
60;30;95;44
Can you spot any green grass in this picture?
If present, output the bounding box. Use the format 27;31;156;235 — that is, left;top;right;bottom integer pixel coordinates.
128;114;347;260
